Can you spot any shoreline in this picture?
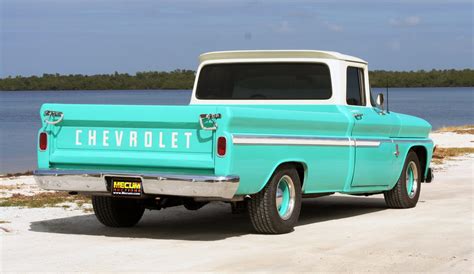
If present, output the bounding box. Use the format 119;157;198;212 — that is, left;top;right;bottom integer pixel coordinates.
0;88;192;92
1;86;474;92
2;69;473;91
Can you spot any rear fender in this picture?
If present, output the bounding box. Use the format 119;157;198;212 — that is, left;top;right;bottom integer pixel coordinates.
257;159;308;193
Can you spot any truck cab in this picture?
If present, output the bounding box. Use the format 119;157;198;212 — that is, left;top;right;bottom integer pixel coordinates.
34;50;434;234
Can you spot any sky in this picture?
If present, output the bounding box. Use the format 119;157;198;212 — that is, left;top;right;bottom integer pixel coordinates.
1;0;473;77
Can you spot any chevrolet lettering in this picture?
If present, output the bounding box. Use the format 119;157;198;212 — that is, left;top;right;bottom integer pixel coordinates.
34;50;434;234
74;130;193;149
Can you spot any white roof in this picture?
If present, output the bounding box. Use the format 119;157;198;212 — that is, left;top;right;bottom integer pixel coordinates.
199;50;367;64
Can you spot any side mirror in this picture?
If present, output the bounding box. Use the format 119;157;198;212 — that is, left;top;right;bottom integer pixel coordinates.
376;93;385;111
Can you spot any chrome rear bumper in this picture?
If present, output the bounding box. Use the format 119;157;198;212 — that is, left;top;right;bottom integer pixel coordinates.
33;169;240;199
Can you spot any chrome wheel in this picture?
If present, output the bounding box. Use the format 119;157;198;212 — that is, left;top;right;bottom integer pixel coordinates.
275;175;296;220
406;161;419;199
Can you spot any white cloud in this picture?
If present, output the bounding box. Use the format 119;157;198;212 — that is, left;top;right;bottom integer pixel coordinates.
389;16;421;27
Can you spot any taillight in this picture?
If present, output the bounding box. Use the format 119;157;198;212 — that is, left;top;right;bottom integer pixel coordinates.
217;136;226;156
39;132;48;150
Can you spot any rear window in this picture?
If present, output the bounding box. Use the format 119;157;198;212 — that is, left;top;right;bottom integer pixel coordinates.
196;63;332;100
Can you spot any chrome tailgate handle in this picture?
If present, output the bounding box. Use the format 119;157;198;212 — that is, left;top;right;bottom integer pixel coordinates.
353;113;364;119
199;113;221;131
44;110;64;125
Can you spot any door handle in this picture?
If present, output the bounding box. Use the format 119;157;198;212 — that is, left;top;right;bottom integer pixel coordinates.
353;113;364;119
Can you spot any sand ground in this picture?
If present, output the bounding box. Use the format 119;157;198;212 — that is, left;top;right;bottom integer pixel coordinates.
1;133;473;272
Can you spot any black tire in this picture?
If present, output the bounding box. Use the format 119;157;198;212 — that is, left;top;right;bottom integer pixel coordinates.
384;151;421;208
247;164;302;234
92;196;145;227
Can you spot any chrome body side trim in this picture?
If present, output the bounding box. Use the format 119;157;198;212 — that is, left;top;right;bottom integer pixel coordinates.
232;134;432;148
391;138;434;144
353;139;381;147
232;135;351;146
33;170;240;199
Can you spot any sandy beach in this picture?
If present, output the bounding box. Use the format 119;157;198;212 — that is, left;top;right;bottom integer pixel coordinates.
1;130;473;272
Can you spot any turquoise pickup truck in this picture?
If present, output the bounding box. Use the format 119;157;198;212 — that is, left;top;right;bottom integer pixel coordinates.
34;50;434;234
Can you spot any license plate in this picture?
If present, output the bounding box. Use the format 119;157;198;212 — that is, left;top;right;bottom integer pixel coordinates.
111;178;142;196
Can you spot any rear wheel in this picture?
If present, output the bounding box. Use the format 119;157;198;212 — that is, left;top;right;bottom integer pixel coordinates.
384;151;421;208
92;196;145;227
248;165;302;234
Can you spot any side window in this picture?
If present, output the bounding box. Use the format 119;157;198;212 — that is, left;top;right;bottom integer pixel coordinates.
346;67;366;106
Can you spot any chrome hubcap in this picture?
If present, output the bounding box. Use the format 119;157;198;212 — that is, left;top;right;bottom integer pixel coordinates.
406;161;419;199
276;175;296;220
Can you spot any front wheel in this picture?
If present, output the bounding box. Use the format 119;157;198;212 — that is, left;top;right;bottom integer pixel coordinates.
247;165;302;234
384;151;421;208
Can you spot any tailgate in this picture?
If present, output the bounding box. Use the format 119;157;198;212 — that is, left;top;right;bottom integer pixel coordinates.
39;104;218;171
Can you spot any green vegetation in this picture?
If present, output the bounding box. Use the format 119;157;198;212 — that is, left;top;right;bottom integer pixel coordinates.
0;69;472;91
432;147;474;164
0;70;195;91
369;69;474;87
0;171;33;178
436;125;474;135
0;192;91;208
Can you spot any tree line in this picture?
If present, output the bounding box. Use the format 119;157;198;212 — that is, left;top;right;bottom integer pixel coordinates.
368;69;474;88
0;69;472;91
0;70;195;91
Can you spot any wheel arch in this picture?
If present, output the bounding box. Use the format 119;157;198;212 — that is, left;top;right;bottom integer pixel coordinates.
402;144;429;182
409;145;428;182
260;160;308;193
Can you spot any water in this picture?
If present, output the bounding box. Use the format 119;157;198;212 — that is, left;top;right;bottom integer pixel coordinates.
372;87;474;128
0;87;472;173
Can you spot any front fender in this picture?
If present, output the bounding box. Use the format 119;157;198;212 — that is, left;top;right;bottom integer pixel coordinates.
391;141;434;188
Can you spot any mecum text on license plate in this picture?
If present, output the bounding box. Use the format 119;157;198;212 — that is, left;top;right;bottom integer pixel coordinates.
112;179;142;196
